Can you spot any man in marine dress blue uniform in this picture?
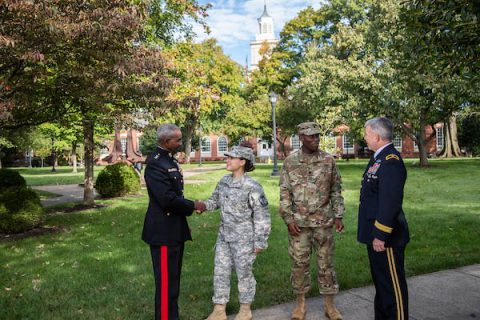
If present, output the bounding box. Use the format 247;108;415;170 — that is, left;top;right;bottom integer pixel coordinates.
358;117;410;320
142;123;205;320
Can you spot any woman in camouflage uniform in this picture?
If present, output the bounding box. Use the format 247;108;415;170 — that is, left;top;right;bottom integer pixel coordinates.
202;145;271;320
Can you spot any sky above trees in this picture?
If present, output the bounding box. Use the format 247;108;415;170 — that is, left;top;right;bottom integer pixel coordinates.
196;0;322;65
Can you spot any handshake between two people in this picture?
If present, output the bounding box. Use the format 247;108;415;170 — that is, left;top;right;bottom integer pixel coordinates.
194;200;206;214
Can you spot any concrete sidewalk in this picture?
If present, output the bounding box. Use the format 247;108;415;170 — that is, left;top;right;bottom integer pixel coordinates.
228;264;480;320
33;184;98;207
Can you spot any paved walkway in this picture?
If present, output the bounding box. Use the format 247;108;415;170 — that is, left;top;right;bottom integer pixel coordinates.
228;264;480;320
33;184;98;207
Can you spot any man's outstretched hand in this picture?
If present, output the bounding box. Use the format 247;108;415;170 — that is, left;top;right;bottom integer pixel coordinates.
194;200;206;213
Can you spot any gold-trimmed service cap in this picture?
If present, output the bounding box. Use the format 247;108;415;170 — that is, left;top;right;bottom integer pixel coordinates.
297;122;321;136
224;146;255;163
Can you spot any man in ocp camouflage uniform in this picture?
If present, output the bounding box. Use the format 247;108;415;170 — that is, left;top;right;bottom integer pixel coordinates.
280;122;345;320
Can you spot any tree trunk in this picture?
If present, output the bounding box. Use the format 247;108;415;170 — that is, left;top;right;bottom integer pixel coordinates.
440;115;463;158
278;136;288;158
184;124;195;164
417;133;429;167
72;141;78;173
417;111;429;167
83;119;95;205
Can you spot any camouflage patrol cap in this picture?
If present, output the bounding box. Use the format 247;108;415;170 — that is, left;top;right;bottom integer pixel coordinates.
224;146;255;163
297;122;321;135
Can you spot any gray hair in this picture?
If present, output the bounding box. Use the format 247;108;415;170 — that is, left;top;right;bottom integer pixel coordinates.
365;117;393;142
156;124;180;144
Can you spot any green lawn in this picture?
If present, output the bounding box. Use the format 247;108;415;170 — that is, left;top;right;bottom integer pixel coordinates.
11;166;104;186
1;159;479;319
13;163;223;186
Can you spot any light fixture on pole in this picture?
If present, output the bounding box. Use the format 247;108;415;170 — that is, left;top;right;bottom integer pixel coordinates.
51;137;56;172
198;125;202;167
269;92;279;176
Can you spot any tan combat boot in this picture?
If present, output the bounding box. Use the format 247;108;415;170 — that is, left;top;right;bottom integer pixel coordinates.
324;294;342;320
206;304;227;320
291;294;306;320
234;303;252;320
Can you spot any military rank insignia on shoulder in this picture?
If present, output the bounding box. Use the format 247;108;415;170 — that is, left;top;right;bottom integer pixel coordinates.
168;168;178;172
153;153;160;160
386;154;399;161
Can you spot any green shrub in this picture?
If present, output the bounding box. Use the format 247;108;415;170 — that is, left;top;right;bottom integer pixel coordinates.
95;162;140;198
0;169;27;193
0;187;44;234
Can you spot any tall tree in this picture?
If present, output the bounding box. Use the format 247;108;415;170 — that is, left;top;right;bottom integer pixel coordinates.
270;0;372;89
286;0;479;166
398;0;480;158
145;0;211;47
0;0;171;204
160;39;244;163
245;0;374;150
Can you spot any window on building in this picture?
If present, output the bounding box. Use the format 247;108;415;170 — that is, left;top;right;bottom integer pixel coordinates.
201;137;211;153
121;138;127;156
291;135;300;150
100;147;109;159
393;135;402;150
436;127;444;151
343;135;354;150
217;136;228;153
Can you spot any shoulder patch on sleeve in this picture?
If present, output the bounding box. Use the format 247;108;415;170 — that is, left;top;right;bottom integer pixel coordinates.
386;154;399;161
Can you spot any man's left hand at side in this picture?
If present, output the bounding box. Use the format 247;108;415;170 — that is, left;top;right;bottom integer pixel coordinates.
372;238;385;252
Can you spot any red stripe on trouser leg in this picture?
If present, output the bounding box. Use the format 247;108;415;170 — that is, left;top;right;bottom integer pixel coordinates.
160;246;168;320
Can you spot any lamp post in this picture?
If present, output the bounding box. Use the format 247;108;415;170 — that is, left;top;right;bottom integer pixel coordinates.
269;92;279;176
51;137;56;172
198;125;202;167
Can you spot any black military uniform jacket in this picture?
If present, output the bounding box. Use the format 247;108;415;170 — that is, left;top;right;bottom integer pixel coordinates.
358;143;409;247
142;147;194;245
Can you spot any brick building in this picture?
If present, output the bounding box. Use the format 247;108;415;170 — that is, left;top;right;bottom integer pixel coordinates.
185;123;444;162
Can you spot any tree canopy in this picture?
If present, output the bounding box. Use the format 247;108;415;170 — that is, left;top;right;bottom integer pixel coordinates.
0;0;209;203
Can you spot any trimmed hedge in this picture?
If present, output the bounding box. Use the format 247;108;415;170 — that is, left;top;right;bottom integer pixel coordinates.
0;186;44;234
95;162;140;198
0;169;27;193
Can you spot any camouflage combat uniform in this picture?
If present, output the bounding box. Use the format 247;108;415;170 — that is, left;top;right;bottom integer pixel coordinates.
280;148;345;295
204;173;271;305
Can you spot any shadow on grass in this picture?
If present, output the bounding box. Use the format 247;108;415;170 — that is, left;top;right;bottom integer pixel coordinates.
0;226;66;242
